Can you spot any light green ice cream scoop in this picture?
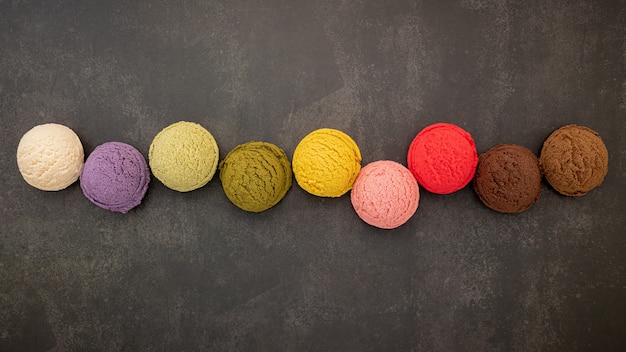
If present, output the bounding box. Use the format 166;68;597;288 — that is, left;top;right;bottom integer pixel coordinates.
219;141;292;212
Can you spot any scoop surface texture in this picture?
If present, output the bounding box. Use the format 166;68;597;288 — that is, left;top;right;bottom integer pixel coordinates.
17;123;84;191
292;128;361;197
80;142;150;213
219;141;292;212
351;160;420;229
149;121;219;192
539;124;608;196
473;144;542;213
407;123;478;194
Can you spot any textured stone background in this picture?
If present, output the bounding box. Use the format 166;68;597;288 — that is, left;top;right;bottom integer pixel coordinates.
1;0;625;351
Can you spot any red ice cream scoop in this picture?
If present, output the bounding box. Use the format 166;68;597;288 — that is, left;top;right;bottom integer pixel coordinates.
407;123;478;194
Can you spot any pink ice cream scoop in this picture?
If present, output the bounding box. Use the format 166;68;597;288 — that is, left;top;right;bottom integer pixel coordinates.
80;142;150;213
350;160;420;229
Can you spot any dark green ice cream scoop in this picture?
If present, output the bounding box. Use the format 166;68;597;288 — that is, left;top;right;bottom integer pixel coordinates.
219;141;292;212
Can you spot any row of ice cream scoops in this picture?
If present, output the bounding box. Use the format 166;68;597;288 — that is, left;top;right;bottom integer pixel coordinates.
16;121;609;229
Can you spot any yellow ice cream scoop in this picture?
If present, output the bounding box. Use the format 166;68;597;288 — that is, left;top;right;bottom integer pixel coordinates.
292;128;361;197
149;121;219;192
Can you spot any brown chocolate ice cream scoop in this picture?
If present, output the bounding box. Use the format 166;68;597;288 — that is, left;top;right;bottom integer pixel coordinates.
539;125;608;196
473;144;542;213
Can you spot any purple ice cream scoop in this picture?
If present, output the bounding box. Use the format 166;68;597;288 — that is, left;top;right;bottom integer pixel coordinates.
80;142;150;213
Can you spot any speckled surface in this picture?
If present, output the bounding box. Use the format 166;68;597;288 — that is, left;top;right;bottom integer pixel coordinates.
1;1;625;351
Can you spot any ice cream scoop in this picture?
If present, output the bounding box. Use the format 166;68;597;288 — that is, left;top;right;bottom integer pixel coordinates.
16;123;84;191
351;160;420;229
292;128;361;197
219;141;292;212
149;121;219;192
539;124;608;196
407;123;478;194
473;144;542;213
80;142;150;213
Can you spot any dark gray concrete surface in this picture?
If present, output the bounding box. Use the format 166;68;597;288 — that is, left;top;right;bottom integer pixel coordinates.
1;0;625;351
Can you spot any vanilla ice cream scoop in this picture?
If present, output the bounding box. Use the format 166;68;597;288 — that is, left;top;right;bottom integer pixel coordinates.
16;123;84;191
